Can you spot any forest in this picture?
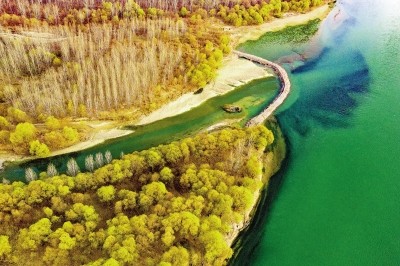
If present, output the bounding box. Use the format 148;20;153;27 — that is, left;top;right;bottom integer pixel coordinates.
0;0;325;156
0;124;285;265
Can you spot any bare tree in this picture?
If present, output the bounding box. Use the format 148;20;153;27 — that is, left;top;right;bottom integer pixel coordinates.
95;152;104;168
25;167;37;182
66;158;80;176
85;154;95;172
105;151;112;164
47;163;58;177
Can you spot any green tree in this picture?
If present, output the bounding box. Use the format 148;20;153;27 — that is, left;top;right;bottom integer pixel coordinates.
139;182;168;209
115;189;137;213
110;236;138;264
63;126;79;144
229;186;254;213
103;258;120;266
0;235;11;258
19;218;53;250
45;116;61;130
161;144;183;164
65;203;99;230
44;130;66;149
160;246;190;266
162;211;200;237
160;167;174;183
200;230;232;265
7;107;29;123
9;122;36;153
0;116;10;130
180;7;188;17
161;226;175;247
29;140;50;157
97;185;116;202
144;150;164;170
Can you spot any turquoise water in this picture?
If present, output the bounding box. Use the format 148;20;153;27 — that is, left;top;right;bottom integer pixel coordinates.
233;0;400;265
1;77;278;181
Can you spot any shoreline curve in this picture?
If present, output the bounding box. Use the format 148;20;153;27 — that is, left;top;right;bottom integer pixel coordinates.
233;51;291;127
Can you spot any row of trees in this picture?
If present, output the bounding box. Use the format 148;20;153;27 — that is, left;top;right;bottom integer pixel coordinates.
0;125;278;265
0;0;327;27
217;0;325;26
0;0;325;20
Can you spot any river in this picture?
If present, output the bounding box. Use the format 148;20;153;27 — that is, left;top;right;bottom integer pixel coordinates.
0;77;278;181
233;0;400;265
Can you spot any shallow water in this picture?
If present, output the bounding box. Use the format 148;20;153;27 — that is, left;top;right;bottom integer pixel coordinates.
233;0;400;265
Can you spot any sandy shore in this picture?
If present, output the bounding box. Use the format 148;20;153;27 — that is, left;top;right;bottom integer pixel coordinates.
138;5;330;125
137;54;272;125
49;128;133;157
46;54;272;157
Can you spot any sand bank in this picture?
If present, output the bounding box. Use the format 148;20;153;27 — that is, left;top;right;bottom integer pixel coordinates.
137;54;272;125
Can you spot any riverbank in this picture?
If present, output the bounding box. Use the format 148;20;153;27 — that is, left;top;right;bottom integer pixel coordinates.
230;4;330;46
226;120;287;247
137;54;272;125
0;122;134;168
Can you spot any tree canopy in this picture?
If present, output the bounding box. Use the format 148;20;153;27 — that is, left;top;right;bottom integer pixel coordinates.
0;125;283;265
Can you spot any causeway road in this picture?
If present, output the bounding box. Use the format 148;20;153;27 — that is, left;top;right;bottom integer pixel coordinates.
233;50;291;127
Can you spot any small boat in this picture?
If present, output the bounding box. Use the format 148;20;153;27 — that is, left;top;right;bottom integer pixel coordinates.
194;88;204;94
222;104;242;113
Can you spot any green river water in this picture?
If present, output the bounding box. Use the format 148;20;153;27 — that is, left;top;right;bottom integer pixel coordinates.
233;0;400;265
1;77;278;181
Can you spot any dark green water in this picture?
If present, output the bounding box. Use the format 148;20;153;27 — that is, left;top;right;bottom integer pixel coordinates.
233;0;400;265
1;77;278;181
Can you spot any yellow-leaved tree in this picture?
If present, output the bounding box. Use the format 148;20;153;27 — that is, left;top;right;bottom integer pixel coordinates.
9;122;37;154
29;140;51;157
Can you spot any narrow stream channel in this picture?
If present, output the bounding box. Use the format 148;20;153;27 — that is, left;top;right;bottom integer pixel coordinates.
1;77;278;182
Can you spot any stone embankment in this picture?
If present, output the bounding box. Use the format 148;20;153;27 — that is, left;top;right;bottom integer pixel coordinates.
233;50;291;127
